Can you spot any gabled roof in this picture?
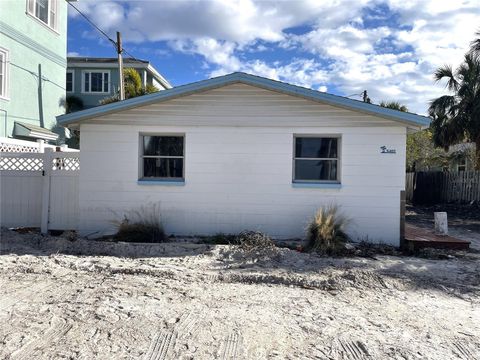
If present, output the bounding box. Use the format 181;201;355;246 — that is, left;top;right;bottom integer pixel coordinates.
57;72;431;128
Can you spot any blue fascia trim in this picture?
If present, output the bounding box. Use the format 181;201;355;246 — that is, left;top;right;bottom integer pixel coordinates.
292;182;342;189
57;72;431;127
137;180;185;186
237;73;431;127
0;21;66;67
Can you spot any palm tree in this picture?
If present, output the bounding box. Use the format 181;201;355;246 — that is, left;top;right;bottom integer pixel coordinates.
100;68;159;105
59;95;84;114
429;53;480;169
379;101;408;112
471;30;480;55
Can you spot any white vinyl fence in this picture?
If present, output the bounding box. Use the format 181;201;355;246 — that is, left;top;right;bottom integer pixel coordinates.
0;149;80;232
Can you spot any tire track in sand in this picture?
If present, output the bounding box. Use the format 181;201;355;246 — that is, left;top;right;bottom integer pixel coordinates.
219;331;242;360
143;331;177;360
10;316;72;360
452;340;479;360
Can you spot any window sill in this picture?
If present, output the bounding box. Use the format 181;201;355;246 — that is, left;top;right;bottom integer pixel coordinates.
137;180;185;186
81;91;111;95
26;12;60;35
292;182;342;189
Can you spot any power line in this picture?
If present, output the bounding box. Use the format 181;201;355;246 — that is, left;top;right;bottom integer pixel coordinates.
64;0;141;61
65;0;116;49
2;60;67;91
346;92;363;98
122;48;141;62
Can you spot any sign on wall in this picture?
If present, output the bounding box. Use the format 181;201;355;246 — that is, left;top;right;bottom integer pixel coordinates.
380;146;396;154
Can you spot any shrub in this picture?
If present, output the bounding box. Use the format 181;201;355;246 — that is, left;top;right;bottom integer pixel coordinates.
113;204;166;243
235;230;276;252
306;205;349;255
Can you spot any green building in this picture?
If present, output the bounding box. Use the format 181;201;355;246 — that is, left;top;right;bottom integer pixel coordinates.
0;0;69;146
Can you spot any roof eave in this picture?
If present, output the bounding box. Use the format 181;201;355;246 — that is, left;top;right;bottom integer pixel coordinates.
146;64;172;89
57;72;431;128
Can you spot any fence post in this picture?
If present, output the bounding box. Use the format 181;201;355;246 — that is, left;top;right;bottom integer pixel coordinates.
37;139;45;153
40;148;53;234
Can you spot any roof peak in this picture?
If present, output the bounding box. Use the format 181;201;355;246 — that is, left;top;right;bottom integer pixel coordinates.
57;71;430;128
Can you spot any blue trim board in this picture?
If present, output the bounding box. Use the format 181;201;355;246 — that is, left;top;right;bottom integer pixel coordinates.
292;182;342;189
57;72;431;127
137;180;185;186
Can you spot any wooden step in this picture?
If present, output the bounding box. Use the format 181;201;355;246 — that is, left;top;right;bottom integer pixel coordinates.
405;225;470;250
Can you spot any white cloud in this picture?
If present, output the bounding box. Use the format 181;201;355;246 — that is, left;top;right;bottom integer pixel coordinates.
71;0;336;43
69;0;480;114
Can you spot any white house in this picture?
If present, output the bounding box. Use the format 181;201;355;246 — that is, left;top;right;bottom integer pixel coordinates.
57;72;430;246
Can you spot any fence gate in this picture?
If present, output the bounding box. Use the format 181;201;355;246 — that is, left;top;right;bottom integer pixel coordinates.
0;149;80;232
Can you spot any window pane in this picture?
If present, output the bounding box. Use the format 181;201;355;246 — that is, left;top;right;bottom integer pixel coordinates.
84;73;89;92
143;158;183;178
49;0;56;29
35;0;49;24
143;136;183;156
295;159;337;181
103;72;109;93
91;72;103;92
295;137;338;158
27;0;35;14
66;72;72;92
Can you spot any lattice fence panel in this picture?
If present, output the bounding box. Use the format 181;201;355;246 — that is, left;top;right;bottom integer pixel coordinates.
52;157;80;171
0;156;43;171
0;142;39;153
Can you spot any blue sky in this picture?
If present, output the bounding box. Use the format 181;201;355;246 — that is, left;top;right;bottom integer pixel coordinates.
67;0;480;114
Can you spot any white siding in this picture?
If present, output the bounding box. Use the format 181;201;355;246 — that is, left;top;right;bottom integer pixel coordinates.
78;84;406;245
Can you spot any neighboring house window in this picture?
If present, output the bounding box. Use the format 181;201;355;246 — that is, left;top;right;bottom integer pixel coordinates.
140;135;185;180
293;136;340;182
458;158;467;172
0;48;8;99
27;0;57;30
66;70;74;92
82;71;109;93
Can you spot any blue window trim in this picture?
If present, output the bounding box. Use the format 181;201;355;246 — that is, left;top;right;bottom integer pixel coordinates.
292;182;342;189
137;179;185;186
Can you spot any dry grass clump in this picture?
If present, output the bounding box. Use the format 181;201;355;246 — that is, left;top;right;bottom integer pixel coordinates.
113;204;166;243
235;230;277;253
306;205;349;255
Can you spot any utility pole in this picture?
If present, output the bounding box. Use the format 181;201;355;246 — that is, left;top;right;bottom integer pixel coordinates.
116;31;125;101
362;90;371;104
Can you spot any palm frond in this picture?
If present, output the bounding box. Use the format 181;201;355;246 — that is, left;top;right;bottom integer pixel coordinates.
429;109;465;150
470;29;480;54
434;65;459;91
379;100;408;112
429;95;457;115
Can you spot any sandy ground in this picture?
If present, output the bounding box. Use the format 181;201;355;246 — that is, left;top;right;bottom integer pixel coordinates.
0;230;479;360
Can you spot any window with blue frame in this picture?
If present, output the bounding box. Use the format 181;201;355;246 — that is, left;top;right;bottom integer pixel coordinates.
140;135;185;180
293;136;340;182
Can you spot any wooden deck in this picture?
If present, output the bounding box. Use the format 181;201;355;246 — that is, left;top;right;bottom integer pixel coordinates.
405;225;470;250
